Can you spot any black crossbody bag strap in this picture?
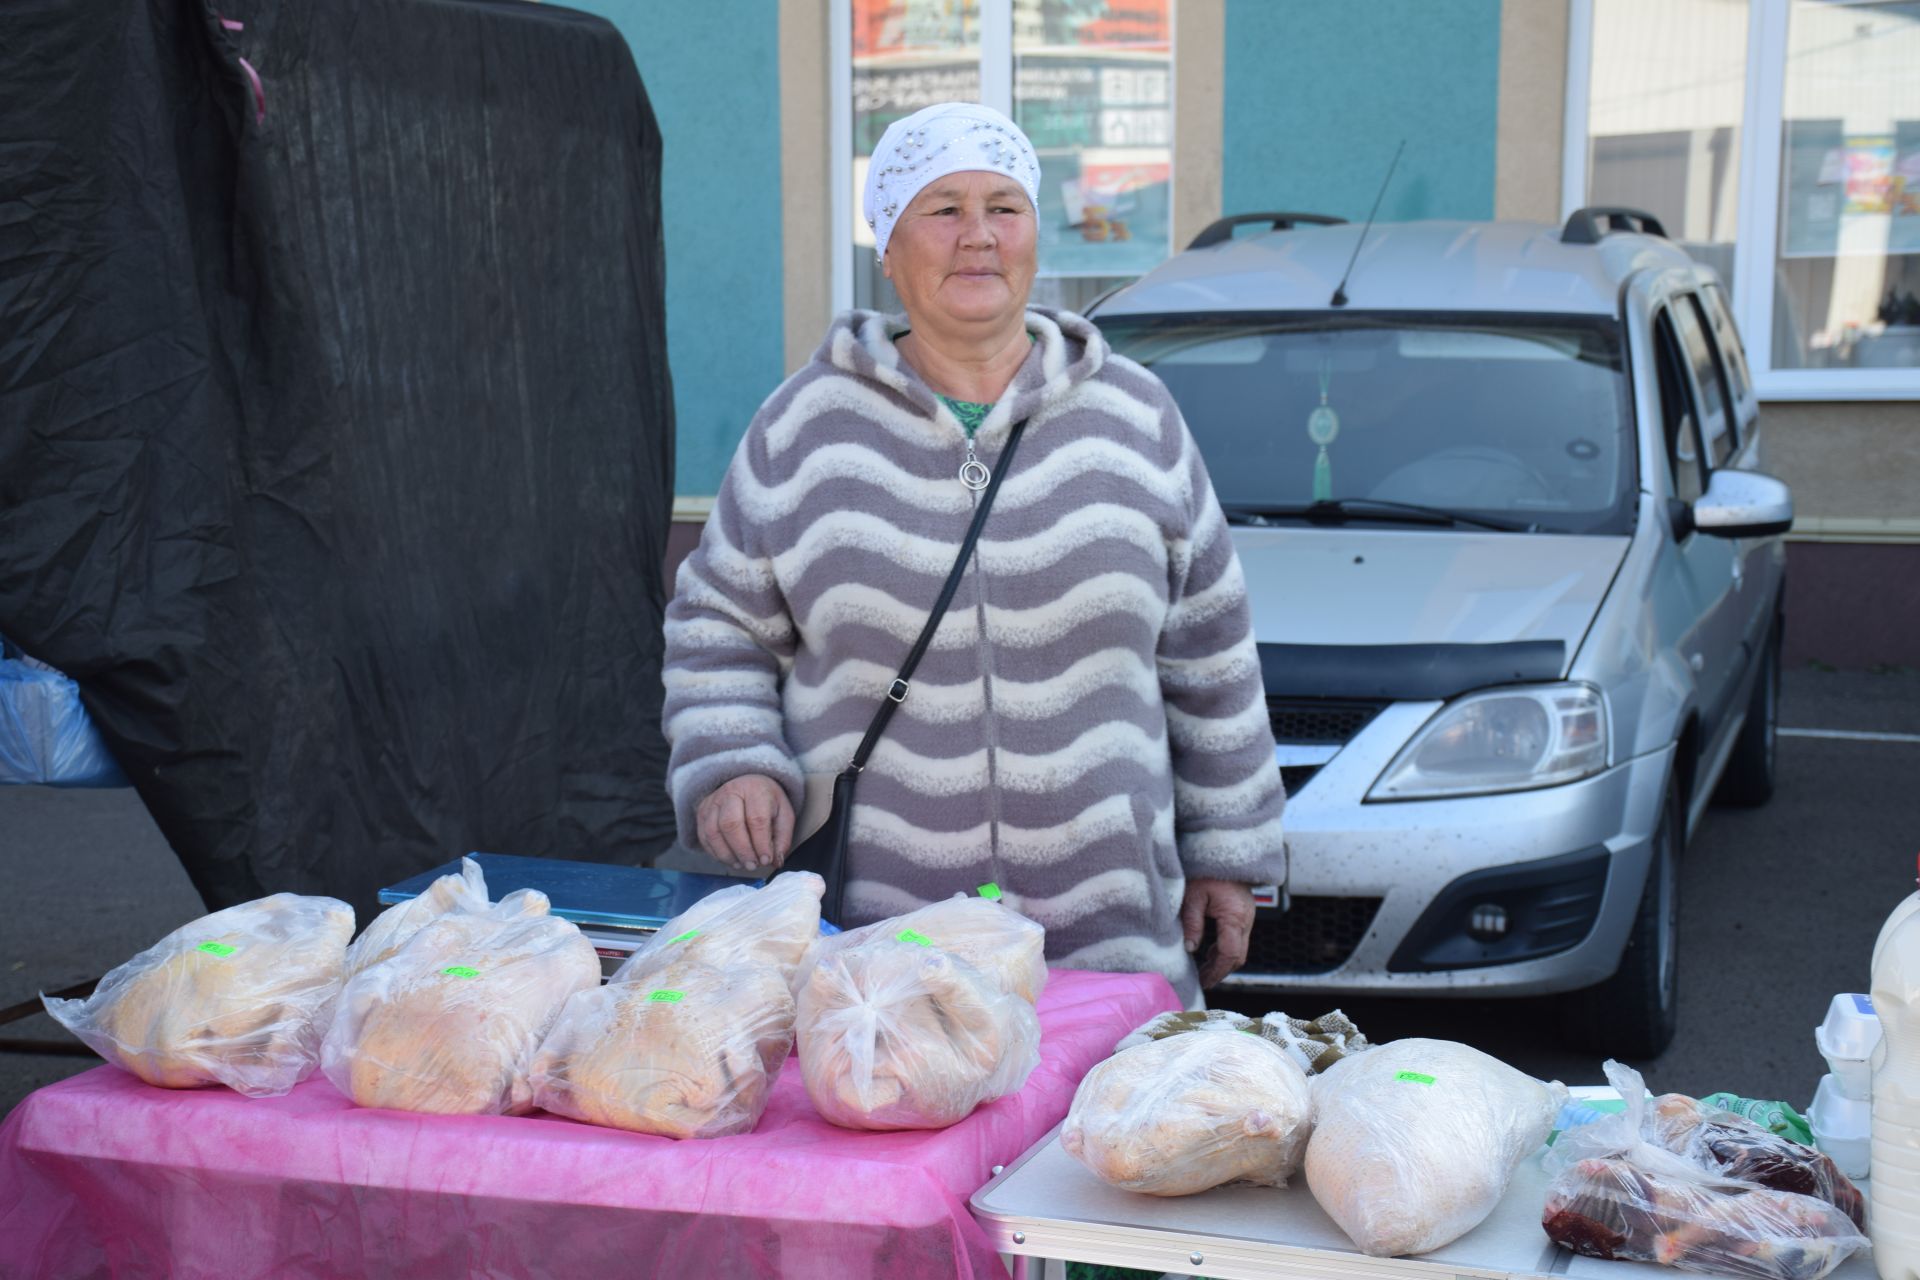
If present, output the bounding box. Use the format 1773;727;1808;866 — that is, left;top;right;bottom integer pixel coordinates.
783;416;1029;921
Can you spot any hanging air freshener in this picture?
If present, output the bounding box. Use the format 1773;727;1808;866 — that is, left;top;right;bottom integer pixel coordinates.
1308;359;1340;501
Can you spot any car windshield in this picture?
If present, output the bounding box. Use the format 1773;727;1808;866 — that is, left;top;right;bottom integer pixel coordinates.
1097;312;1635;535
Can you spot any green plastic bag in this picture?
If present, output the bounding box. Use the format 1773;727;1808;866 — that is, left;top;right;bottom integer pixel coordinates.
1700;1092;1816;1148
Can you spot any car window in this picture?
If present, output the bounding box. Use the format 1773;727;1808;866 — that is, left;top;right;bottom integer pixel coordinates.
1671;295;1734;467
1653;310;1705;505
1096;313;1635;536
1699;284;1754;406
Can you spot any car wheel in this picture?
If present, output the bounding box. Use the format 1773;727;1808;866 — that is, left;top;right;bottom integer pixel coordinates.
1715;619;1780;808
1560;775;1681;1059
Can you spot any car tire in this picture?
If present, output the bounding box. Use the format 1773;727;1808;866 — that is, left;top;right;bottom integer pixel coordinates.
1560;774;1682;1059
1715;618;1781;808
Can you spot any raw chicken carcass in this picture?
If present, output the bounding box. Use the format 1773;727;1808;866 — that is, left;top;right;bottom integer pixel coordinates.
1062;1026;1313;1195
1305;1038;1564;1256
810;895;1045;1003
531;959;794;1138
322;889;599;1115
43;893;355;1096
344;856;488;979
619;871;824;987
797;938;1041;1131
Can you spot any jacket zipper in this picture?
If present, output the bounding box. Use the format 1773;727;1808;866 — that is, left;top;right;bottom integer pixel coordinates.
961;421;1005;890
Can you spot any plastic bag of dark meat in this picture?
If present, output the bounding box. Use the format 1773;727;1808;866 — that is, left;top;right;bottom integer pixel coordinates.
1644;1087;1865;1228
1542;1062;1868;1280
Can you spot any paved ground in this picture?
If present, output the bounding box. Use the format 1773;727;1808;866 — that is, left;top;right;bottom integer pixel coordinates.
3;666;1917;1121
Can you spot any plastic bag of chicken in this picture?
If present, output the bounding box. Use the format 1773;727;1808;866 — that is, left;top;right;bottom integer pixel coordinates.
1062;1024;1313;1195
1305;1038;1565;1256
617;871;824;988
801;892;1045;1004
321;889;599;1115
343;856;489;980
530;957;795;1138
42;893;355;1096
1542;1061;1868;1280
796;937;1041;1131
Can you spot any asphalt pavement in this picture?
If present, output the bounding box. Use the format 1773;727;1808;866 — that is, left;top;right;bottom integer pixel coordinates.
3;666;1918;1121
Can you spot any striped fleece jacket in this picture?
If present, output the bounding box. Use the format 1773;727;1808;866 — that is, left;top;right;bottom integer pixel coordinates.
662;307;1286;1003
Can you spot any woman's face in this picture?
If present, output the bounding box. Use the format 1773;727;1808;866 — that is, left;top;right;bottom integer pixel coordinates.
883;170;1037;330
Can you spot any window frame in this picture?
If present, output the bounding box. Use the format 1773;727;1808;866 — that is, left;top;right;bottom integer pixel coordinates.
1564;0;1920;402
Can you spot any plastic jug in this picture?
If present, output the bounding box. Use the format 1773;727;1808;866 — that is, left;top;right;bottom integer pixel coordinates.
1874;854;1920;979
1872;882;1920;1280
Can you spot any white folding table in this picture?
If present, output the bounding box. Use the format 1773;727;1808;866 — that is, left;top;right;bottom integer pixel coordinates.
970;1125;1877;1280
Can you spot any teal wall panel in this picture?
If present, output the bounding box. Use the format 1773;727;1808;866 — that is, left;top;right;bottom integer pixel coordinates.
568;0;784;496
1222;0;1501;227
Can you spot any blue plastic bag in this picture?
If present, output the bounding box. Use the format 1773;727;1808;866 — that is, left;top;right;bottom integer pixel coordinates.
0;643;129;787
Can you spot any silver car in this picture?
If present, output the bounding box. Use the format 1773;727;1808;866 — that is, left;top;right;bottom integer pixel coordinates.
1092;208;1791;1056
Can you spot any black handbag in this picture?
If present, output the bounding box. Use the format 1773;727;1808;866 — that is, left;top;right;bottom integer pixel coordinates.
782;416;1029;925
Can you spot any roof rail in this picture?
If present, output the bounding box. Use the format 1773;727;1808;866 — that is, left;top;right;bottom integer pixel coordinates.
1187;211;1347;250
1561;206;1669;245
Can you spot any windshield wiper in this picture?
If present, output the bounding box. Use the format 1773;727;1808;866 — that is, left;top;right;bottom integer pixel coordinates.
1221;498;1537;534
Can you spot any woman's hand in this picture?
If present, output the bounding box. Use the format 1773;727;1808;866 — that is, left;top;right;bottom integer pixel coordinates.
695;774;795;872
1180;878;1257;989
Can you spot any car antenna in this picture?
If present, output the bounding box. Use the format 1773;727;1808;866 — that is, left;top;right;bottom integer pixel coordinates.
1330;139;1406;308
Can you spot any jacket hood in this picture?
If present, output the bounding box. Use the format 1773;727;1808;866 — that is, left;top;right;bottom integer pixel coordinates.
812;306;1108;443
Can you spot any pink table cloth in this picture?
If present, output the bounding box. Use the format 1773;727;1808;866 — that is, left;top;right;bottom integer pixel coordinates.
0;967;1175;1279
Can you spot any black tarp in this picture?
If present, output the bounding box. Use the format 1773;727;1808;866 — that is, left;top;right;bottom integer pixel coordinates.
0;0;677;924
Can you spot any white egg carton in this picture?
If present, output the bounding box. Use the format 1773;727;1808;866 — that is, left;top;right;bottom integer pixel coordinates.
1808;1073;1871;1180
1816;992;1880;1102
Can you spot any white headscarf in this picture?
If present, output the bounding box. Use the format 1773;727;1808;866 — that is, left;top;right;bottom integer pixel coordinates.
863;102;1042;263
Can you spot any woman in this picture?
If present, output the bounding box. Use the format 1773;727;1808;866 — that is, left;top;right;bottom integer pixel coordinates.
662;102;1284;1004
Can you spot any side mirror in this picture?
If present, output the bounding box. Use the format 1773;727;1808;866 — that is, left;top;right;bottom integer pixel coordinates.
1693;469;1793;539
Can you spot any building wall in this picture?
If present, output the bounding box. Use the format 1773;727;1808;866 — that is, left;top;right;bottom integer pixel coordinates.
1766;403;1920;535
1494;0;1568;224
569;0;787;498
1220;0;1502;222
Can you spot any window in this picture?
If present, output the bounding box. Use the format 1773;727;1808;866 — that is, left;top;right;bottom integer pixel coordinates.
1654;311;1707;504
1673;293;1737;464
1014;2;1172;312
1772;0;1920;373
1579;0;1748;286
1568;0;1920;399
837;0;1173;316
1098;314;1636;536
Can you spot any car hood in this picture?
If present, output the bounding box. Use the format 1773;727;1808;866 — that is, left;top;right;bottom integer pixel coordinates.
1231;526;1630;656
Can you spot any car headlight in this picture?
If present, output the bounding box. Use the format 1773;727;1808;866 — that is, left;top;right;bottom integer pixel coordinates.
1367;683;1609;801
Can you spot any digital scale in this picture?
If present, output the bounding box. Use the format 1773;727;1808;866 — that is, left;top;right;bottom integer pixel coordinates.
377;852;756;978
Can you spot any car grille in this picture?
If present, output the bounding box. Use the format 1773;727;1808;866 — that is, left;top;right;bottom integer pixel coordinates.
1242;896;1383;975
1268;698;1385;744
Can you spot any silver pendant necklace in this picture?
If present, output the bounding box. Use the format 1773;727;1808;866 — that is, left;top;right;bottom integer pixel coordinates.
960;441;990;491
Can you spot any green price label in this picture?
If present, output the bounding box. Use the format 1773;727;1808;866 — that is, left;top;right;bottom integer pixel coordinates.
1395;1071;1437;1085
442;966;481;979
977;883;1003;901
896;929;934;947
196;941;237;957
665;929;700;945
648;990;685;1003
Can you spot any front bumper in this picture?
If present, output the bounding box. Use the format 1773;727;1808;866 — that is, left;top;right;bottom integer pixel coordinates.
1222;701;1676;997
